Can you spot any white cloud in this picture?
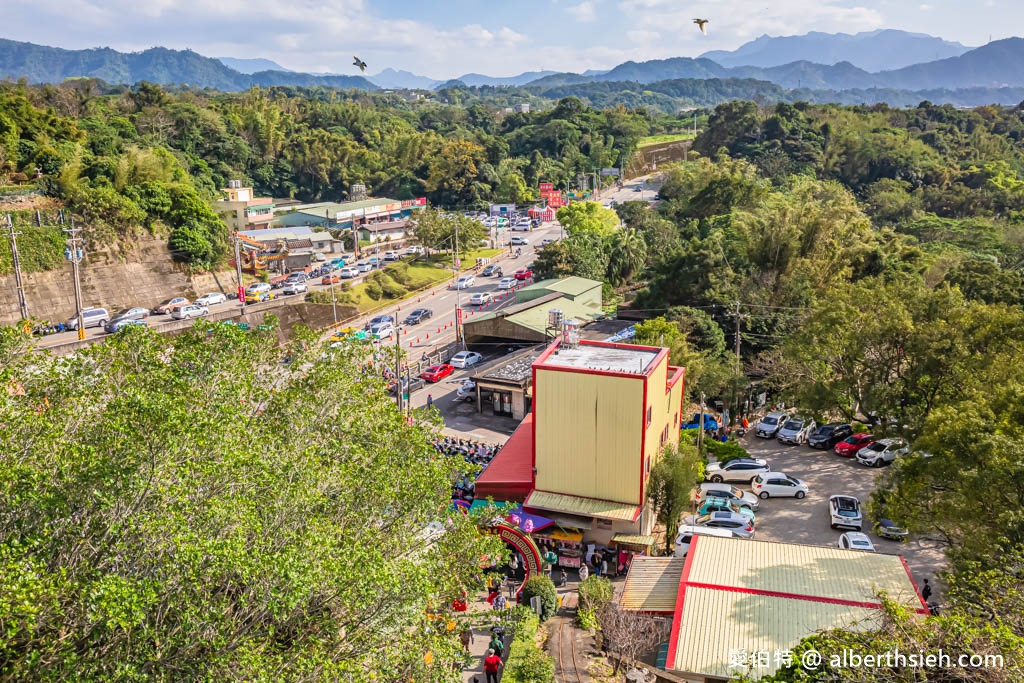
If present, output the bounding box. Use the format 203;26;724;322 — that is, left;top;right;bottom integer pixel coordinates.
569;1;598;22
919;3;932;9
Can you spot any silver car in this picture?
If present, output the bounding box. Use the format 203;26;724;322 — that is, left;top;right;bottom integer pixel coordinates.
683;511;755;539
704;458;770;484
755;411;789;438
777;416;816;445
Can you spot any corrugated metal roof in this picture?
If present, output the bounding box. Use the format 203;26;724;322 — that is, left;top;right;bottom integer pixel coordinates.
612;534;656;547
506;298;604;335
521;276;601;298
620;557;685;612
688;536;921;607
525;490;640;522
672;587;882;678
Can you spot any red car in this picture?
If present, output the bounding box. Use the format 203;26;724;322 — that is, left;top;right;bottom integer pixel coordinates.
834;433;874;457
321;274;341;285
420;364;455;383
514;268;533;281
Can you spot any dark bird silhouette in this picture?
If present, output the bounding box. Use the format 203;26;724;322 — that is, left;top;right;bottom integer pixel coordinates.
353;56;367;73
693;18;709;35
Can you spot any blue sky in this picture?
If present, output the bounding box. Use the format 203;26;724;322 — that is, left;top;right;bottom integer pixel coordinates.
5;0;1019;78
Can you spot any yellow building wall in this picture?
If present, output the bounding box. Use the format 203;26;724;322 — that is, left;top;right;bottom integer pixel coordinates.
534;369;643;505
644;360;684;478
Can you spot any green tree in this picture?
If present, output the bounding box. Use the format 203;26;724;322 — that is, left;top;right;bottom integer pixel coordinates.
646;441;705;554
0;323;500;680
410;208;487;254
520;576;558;622
555;201;619;236
606;229;647;285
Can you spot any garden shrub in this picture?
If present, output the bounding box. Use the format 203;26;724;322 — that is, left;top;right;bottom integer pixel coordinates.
520;576;557;622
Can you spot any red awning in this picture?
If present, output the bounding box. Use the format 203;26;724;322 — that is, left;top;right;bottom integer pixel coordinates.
474;413;535;501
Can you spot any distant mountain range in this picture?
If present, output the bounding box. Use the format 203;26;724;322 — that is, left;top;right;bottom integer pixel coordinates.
0;38;375;90
2;31;1024;107
217;57;292;74
698;29;970;72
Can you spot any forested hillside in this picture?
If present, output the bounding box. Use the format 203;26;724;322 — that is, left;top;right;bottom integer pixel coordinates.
0;81;674;268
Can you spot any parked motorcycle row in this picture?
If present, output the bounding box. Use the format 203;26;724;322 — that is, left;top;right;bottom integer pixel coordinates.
433;436;499;467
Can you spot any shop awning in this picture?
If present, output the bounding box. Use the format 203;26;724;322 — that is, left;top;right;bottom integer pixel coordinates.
539;528;584;543
612;534;656;549
506;506;554;533
525;490;642;523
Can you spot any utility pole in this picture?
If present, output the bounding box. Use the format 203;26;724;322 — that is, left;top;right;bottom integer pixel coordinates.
453;222;464;349
733;301;742;367
3;214;29;320
697;392;707;455
394;323;403;413
232;233;245;307
63;221;86;341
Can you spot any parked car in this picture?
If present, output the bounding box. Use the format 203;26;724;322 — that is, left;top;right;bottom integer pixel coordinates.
455;275;476;289
369;322;394;340
194;293;227;307
673;526;733;557
683;512;755;539
383;250;401;261
321;274;341;285
856;438;909;467
808;423;853;449
829;495;863;530
152;297;190;315
404;308;433;325
64;306;109;330
281;281;308;295
777;416;816;445
284;272;308;283
111;306;150;322
704;458;770;484
104;317;147;334
405;245;425;256
450;350;483;368
681;412;719;431
838;532;876;552
469;292;493;306
498;277;517;290
455;379;476;402
751;473;808;499
755;411;789;438
698;496;756;522
875;519;910;541
420;364;455;382
697;483;761;511
244;291;274;304
513;268;533;281
171;304;210;320
481;264;503;277
339;266;360;278
510;236;529;246
541;238;555;246
365;314;394;330
834;433;874;457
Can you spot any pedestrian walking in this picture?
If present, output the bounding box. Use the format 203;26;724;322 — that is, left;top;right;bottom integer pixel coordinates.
922;579;932;602
578;564;589;582
427;394;433;408
460;627;474;651
494;593;507;611
488;632;504;657
559;568;568;587
483;649;503;683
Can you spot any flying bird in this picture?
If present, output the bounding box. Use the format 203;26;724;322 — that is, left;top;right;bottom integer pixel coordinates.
693;18;709;35
353;56;367;73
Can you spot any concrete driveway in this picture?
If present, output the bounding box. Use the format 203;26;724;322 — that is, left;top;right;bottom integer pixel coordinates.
733;434;946;588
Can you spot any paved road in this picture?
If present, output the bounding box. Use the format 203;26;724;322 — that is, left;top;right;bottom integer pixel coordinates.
33;220;565;352
736;434;945;588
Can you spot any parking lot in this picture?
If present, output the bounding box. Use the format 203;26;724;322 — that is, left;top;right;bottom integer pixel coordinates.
733;434;945;586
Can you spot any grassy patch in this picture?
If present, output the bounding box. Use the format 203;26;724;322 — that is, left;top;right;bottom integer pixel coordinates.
333;261;454;314
638;132;695;148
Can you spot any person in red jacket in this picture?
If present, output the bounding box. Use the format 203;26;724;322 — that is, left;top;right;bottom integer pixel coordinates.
483;648;503;683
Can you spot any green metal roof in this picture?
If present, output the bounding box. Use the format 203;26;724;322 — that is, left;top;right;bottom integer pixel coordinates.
504;297;603;334
521;276;601;298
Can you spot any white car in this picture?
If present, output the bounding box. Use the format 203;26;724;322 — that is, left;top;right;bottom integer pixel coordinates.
751;473;808;499
383;250;401;261
855;438;909;467
405;245;425;255
704;458;770;484
829;495;863;531
755;411;789;438
497;277;516;290
697;483;761;511
673;526;733;558
281;282;308;295
510;236;529;246
682;511;755;539
838;532;876;552
171;304;209;320
777;416;816;445
369;322;394;340
455;379;476;402
357;262;373;273
194;292;227;306
450;350;483;369
339;266;360;278
455;275;476;289
469;292;493;306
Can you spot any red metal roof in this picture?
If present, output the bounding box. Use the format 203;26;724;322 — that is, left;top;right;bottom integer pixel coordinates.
473;414;535;502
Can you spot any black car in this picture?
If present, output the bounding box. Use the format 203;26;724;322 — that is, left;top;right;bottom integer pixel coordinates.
481;264;503;277
404;308;433;325
808;423;853;449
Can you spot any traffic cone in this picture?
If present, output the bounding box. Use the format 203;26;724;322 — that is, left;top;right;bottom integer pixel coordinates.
437;326;441;333
426;333;430;339
416;337;420;343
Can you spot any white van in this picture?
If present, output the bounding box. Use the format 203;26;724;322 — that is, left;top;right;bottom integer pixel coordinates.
245;282;271;296
65;306;110;330
673;525;733;558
